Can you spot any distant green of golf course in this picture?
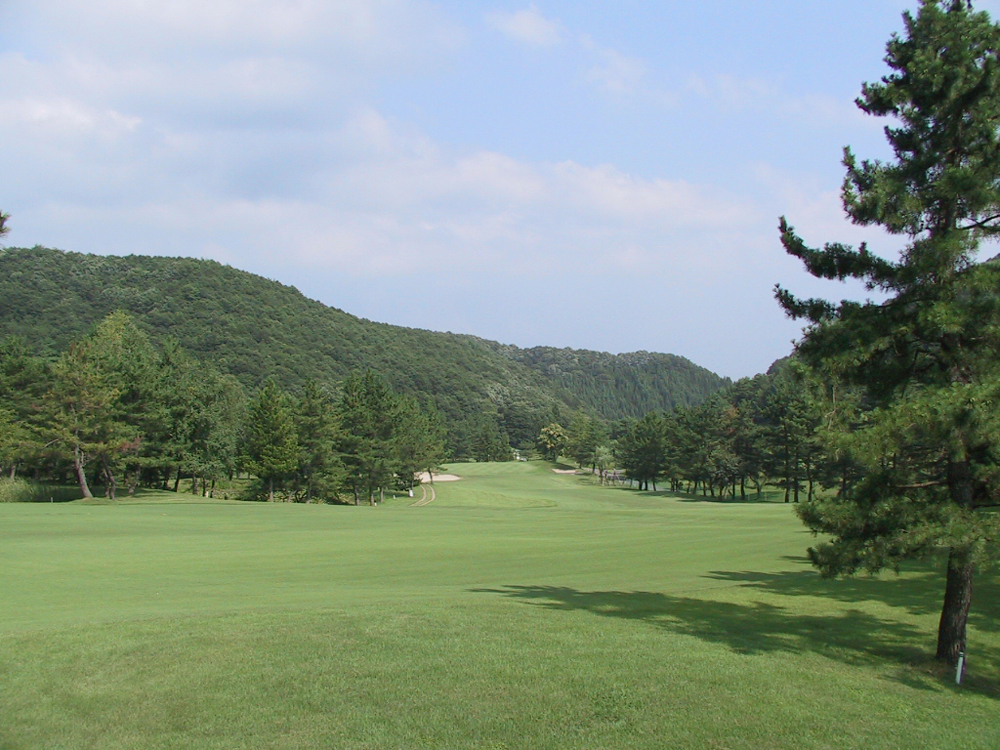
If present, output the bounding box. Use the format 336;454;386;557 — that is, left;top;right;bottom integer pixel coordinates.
2;461;997;749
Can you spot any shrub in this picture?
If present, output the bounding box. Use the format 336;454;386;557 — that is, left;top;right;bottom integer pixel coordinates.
0;477;37;503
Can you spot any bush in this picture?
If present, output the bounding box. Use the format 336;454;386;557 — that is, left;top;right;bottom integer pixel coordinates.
0;479;80;503
0;477;37;503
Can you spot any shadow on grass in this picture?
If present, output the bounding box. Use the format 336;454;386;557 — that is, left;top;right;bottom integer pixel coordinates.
472;581;1000;697
600;483;785;504
704;561;1000;635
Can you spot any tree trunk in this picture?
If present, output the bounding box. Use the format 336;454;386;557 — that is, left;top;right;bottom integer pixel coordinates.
173;469;181;492
269;476;274;503
102;458;116;500
806;458;814;502
74;445;93;498
936;457;976;664
936;547;974;665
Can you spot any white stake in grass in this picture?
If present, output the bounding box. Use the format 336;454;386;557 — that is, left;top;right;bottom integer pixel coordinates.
956;651;965;685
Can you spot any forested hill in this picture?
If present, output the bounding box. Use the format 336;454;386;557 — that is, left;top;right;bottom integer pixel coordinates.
0;247;728;449
488;344;730;421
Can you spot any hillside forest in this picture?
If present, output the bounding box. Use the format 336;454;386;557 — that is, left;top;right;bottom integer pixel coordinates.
0;247;728;456
0;290;827;507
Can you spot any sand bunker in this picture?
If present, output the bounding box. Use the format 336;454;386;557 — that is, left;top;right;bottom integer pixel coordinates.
552;469;579;474
419;472;461;483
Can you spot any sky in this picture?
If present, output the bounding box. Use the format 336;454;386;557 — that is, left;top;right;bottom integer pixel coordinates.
4;1;1000;379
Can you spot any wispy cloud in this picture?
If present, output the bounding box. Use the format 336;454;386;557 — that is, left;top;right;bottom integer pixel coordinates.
0;0;890;377
583;41;646;95
487;5;563;47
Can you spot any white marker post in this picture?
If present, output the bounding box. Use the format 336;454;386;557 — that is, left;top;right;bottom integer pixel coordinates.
956;651;965;685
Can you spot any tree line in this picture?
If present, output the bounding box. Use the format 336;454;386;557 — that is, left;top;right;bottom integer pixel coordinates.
540;359;829;502
0;246;728;460
0;311;444;504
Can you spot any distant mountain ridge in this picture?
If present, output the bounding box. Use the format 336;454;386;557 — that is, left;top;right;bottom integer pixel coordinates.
486;343;729;421
0;247;729;451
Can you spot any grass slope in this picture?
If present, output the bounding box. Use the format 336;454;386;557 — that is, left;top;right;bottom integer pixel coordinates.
1;462;997;749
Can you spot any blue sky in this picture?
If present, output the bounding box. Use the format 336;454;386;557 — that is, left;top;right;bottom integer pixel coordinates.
4;1;998;379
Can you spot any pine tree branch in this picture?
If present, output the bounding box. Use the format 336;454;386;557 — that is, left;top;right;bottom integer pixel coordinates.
957;212;1000;232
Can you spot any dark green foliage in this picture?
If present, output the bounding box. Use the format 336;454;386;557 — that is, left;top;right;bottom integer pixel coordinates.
617;413;666;491
0;337;49;476
153;339;247;495
565;414;607;470
294;379;344;503
0;248;727;454
336;371;400;505
244;378;299;502
777;0;1000;663
613;360;835;501
393;396;447;488
491;344;730;421
0;310;466;504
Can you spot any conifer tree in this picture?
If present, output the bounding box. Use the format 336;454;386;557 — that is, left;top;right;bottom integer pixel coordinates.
295;379;343;502
45;341;128;498
393;396;446;491
0;337;48;478
618;413;665;491
244;378;299;502
777;0;1000;663
336;371;398;505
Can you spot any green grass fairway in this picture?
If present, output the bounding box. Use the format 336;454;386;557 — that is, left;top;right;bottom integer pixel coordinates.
1;462;997;749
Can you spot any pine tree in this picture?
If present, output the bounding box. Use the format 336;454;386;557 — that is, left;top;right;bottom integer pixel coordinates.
777;0;1000;664
295;379;343;502
393;397;446;491
244;378;299;502
45;342;129;498
336;371;398;505
618;413;665;491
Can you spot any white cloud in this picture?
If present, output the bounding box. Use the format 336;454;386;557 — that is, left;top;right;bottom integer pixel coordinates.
10;104;759;281
685;73;777;111
0;0;880;378
0;97;140;139
488;5;562;47
20;0;463;59
584;44;646;95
